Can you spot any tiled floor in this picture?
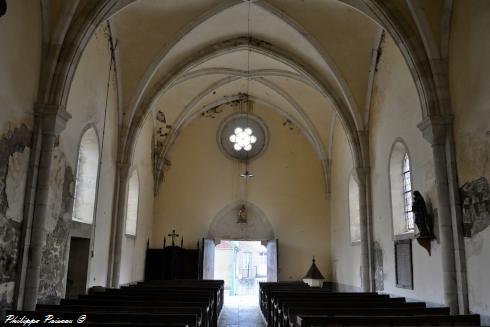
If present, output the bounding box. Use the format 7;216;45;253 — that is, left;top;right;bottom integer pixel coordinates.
218;295;267;327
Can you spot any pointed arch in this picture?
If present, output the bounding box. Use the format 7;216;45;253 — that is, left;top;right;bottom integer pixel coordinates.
125;168;140;236
72;127;100;224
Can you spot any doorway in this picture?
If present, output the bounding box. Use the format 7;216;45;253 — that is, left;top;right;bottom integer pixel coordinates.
214;240;266;296
65;237;90;299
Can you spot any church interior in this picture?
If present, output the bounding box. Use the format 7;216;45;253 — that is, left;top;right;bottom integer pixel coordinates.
0;0;489;326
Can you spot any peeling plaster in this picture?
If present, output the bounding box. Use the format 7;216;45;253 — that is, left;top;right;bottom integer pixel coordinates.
6;148;30;223
38;151;75;304
0;124;31;311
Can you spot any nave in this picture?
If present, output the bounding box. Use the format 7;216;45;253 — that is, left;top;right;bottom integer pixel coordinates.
1;1;489;324
6;280;482;326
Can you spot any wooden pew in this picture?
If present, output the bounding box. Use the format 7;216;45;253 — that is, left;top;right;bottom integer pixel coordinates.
295;314;481;327
8;280;224;327
260;282;481;327
283;307;449;327
6;311;198;326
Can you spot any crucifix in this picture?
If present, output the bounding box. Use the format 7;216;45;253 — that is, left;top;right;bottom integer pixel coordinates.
168;229;180;246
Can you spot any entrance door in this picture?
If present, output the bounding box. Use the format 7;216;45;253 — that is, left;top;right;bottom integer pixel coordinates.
266;239;278;282
201;238;215;279
65;237;90;299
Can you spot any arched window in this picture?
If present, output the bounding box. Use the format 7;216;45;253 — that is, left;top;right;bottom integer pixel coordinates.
72;128;100;224
349;174;361;243
125;170;139;236
402;154;414;231
389;141;414;235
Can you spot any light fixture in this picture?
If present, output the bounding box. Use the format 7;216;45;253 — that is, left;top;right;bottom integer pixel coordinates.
240;170;254;178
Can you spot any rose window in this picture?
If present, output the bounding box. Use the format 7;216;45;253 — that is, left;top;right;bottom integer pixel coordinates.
229;127;257;151
218;113;268;162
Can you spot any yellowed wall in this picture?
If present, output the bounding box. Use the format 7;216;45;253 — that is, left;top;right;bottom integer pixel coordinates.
0;0;40;134
329;119;361;288
119;114;154;285
450;0;490;319
153;104;330;281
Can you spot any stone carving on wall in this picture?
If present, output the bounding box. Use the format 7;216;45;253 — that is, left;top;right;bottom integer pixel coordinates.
461;177;490;237
0;125;31;310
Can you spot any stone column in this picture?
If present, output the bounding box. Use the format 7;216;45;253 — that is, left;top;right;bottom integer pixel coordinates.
355;167;372;292
110;162;130;288
418;117;458;313
23;106;71;310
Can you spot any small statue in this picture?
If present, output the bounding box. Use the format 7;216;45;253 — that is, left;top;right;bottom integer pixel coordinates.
237;205;247;224
412;191;433;238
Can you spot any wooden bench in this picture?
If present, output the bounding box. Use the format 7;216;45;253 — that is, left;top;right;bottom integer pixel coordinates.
8;280;225;327
295;314;481;327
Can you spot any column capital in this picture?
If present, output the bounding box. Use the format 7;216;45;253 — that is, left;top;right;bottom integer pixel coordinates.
417;115;452;146
35;103;72;135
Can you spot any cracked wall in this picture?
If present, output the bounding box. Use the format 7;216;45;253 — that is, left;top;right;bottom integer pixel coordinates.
0;125;31;310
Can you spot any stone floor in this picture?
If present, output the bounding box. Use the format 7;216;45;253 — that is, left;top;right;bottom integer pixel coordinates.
218;295;267;327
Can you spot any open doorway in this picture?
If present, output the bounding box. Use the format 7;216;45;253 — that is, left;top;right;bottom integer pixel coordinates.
214;240;267;296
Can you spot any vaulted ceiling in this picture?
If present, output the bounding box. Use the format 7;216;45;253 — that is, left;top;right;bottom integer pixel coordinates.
103;0;387;184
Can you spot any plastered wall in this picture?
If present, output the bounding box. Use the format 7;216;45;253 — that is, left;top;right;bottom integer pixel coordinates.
450;0;490;320
329;119;361;289
153;104;330;281
119;114;154;285
0;0;41;309
368;36;443;304
38;25;118;303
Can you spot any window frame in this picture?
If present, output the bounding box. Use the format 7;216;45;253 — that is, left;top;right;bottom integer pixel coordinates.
124;168;140;238
72;126;100;225
389;139;415;239
348;172;361;245
401;153;414;233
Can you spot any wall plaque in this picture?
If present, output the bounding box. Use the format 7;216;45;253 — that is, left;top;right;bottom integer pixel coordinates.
395;239;413;289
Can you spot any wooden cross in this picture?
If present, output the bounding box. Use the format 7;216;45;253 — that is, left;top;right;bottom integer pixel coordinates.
168;229;180;246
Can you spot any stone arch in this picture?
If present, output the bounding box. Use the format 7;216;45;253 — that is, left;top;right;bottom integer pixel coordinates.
207;201;274;242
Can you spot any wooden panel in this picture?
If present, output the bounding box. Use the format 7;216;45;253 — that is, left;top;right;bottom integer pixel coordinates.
395;239;413;289
144;246;199;280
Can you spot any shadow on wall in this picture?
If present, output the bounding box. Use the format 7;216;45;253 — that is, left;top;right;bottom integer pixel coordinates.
207;201;274;242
